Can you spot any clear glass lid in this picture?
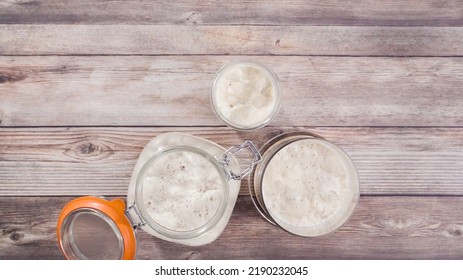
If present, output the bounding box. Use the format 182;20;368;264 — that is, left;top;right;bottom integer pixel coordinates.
57;197;137;260
60;209;123;260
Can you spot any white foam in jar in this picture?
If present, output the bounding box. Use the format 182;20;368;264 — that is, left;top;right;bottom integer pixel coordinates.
211;61;281;130
260;138;359;236
141;150;224;232
127;133;242;246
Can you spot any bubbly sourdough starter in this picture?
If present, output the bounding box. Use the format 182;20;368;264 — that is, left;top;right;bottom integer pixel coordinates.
262;138;356;236
141;150;223;231
213;62;278;129
127;132;241;246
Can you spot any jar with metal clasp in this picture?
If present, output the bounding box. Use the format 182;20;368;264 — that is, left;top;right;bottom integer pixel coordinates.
56;132;261;259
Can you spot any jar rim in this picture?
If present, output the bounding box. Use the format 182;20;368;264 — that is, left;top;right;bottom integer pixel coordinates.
134;145;229;240
210;59;282;131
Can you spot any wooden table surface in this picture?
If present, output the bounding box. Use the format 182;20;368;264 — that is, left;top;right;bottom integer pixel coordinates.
1;1;463;260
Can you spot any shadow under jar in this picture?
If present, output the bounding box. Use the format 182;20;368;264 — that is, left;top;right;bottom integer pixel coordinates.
249;130;360;237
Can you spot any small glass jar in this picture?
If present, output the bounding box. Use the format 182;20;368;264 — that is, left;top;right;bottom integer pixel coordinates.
57;132;261;259
210;60;281;130
249;130;360;237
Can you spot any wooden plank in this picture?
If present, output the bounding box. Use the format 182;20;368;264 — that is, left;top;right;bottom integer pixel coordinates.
0;0;462;26
1;56;463;127
1;127;462;196
1;196;463;259
1;25;463;56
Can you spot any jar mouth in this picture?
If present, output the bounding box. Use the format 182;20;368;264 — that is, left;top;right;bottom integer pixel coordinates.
250;132;360;237
210;59;282;131
135;146;229;239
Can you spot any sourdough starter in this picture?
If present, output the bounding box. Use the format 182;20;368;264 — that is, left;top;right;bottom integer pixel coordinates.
212;62;278;129
141;150;224;231
262;138;357;236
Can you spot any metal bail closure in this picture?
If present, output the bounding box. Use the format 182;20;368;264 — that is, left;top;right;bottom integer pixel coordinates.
220;140;262;180
125;203;147;229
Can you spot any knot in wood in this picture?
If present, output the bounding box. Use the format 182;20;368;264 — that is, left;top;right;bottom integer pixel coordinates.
0;73;27;83
2;228;24;242
0;74;10;83
77;142;99;155
448;228;462;237
10;231;24;242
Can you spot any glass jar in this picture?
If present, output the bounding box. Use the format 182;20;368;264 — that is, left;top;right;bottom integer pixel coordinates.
57;132;261;259
249;130;360;237
210;60;281;130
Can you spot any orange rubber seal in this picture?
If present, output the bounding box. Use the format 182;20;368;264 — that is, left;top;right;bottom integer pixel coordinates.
56;196;137;260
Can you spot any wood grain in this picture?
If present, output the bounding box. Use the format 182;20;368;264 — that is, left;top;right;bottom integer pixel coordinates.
1;196;463;259
1;0;462;26
1;25;463;56
1;0;463;262
1;56;463;127
1;127;462;196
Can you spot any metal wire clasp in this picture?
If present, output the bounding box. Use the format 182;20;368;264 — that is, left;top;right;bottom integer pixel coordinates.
125;203;146;229
220;140;262;180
